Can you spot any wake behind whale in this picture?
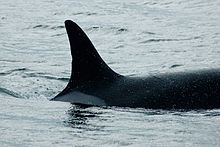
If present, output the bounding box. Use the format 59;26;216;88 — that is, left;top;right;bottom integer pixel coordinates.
51;20;220;109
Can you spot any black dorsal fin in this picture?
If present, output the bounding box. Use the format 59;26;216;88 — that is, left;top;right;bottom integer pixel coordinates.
64;20;121;88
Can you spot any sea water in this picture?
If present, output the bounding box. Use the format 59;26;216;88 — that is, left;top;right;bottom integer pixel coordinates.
0;0;220;146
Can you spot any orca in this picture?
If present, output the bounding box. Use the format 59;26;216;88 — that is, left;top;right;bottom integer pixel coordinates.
51;20;220;109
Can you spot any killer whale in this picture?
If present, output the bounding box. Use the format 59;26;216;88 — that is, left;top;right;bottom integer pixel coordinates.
51;20;220;109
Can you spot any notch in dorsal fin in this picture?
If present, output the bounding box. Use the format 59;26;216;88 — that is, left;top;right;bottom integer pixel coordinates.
64;20;121;88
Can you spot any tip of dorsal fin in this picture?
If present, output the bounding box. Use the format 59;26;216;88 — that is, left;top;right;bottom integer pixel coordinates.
64;20;121;88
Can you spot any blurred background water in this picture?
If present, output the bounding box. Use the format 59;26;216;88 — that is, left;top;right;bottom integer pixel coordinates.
0;0;220;146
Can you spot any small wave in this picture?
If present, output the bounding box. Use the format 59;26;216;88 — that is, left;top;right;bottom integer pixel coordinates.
198;109;220;117
116;28;128;34
86;26;128;34
22;72;69;82
204;112;220;117
109;107;172;115
142;31;156;35
0;59;20;63
117;28;128;32
51;33;65;37
144;2;157;5
86;26;101;31
170;64;183;68
0;87;22;98
114;45;124;49
140;36;201;44
109;26;128;34
149;50;162;53
33;25;49;29
170;109;220;117
72;12;97;16
53;12;63;15
39;75;69;81
32;25;64;30
140;38;181;43
172;50;187;53
0;68;68;82
86;12;97;16
51;26;65;30
72;12;84;15
0;68;29;76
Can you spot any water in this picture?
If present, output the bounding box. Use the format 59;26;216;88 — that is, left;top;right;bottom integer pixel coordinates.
0;0;220;146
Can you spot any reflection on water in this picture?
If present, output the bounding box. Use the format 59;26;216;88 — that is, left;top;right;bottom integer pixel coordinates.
0;96;220;146
65;105;99;127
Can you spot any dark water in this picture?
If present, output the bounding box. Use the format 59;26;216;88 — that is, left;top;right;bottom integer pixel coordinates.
0;0;220;146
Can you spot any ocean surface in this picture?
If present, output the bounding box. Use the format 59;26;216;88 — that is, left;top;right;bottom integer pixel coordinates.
0;0;220;146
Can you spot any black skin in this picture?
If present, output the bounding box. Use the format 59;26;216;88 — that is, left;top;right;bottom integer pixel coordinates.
52;20;220;109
